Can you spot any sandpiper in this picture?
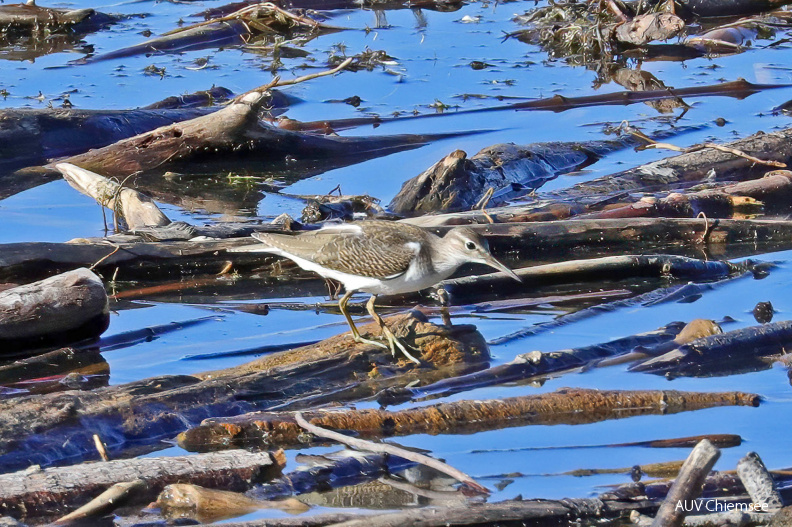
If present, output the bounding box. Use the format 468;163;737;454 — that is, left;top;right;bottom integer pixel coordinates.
234;220;521;363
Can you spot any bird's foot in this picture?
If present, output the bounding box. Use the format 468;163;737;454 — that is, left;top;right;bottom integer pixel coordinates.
352;333;389;350
381;327;422;365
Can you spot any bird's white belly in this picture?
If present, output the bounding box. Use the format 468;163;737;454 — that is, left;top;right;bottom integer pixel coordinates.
262;247;454;295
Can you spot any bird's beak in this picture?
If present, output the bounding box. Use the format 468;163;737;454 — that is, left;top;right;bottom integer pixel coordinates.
482;254;522;282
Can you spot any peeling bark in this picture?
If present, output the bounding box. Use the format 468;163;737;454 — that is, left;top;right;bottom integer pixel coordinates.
178;388;759;451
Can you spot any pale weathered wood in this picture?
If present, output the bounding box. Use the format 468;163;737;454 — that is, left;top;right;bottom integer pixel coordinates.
0;268;108;351
651;439;721;527
0;450;282;518
56;163;171;230
737;452;783;512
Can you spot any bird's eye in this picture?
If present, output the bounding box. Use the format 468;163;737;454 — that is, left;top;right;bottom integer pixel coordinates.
465;241;476;250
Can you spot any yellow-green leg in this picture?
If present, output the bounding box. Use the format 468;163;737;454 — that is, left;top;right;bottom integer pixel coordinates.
339;291;387;350
365;294;421;365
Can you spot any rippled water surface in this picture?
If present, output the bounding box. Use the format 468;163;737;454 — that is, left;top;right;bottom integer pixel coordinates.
3;0;792;520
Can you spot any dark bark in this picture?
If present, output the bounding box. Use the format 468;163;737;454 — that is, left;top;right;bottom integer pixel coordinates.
630;319;792;377
406;129;792;226
60;91;457;178
0;3;117;33
376;322;687;404
0;312;487;471
0;107;213;173
676;0;792;18
0;268;109;353
178;388;759;452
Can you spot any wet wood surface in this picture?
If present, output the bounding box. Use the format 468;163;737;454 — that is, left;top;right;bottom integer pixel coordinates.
0;312;487;471
0;449;284;519
178;388;759;451
0;268;108;352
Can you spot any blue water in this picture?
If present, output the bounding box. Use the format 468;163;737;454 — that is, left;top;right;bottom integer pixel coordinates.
3;0;792;518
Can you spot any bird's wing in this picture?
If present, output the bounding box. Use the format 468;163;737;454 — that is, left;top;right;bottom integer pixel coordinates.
251;224;421;279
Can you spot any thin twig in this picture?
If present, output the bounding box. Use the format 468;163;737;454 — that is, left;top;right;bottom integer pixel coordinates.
231;57;354;106
54;480;145;525
634;133;786;168
93;434;109;462
697;211;712;244
294;412;490;495
89;244;120;271
702;142;786;168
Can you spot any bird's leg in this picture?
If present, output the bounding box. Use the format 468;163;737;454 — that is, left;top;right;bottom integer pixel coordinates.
365;295;421;365
339;290;387;350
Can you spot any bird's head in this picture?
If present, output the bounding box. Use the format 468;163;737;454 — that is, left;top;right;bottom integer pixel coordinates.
442;227;521;282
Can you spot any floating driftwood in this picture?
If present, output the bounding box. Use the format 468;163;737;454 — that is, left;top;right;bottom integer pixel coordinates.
676;0;792;17
60;164;170;230
432;254;740;304
0;449;284;519
0;268;108;353
389;139;628;215
630;319;792;377
0;2;117;34
84;3;333;62
158;483;308;524
57;163;171;231
0;346;106;385
0;237;276;282
291;79;784;134
376;320;716;404
737;452;783;512
59;63;463;179
218;496;655;527
2;218;775;286
406;127;792;226
177;388;759;452
649;440;721;527
0;107;213;175
0;312;486;471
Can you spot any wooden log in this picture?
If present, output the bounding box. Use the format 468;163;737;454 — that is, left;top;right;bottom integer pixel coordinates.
0;312;487;471
0;268;109;352
0;237;271;282
157;483;308;524
0;449;284;519
85;3;335;63
177;388;759;452
378;321;687;404
650;439;721;527
405;127;792;227
56;163;171;231
220;497;655;527
60;77;453;178
245;449;416;502
1;215;786;284
630;320;792;376
434;254;739;304
379;319;722;404
0;346;105;384
0;2;115;33
737;452;783;512
677;0;792;17
0;107;212;173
